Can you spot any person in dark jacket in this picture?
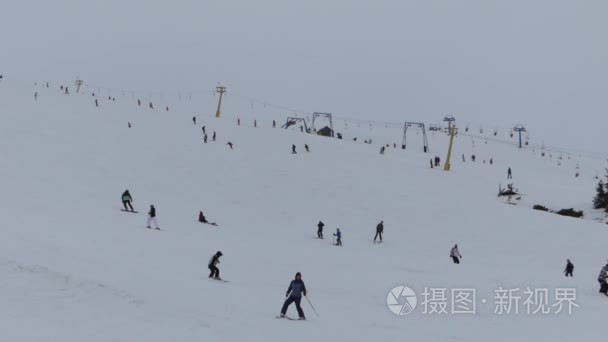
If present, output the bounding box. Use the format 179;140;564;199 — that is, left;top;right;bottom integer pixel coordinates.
279;272;307;319
507;167;512;179
199;211;208;223
598;263;608;295
146;205;159;229
564;259;574;277
374;221;384;242
292;144;297;154
305;144;310;152
208;251;223;279
317;221;324;239
121;190;134;211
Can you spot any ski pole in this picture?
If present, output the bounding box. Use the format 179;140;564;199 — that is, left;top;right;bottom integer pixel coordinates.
305;295;320;317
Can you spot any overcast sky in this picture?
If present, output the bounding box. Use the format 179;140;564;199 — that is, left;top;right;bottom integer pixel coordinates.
2;0;606;154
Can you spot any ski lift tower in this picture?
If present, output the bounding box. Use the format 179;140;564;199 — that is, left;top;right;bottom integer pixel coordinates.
311;112;334;136
443;115;456;129
513;124;526;148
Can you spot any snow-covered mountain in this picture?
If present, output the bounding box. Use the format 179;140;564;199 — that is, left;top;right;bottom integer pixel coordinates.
1;78;607;342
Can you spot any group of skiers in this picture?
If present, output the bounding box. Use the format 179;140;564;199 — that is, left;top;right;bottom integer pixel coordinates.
291;144;310;154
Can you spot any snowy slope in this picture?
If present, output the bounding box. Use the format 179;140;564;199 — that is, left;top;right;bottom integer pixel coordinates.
1;79;607;342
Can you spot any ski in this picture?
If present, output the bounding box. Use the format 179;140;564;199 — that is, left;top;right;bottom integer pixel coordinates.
276;315;303;321
121;209;139;213
145;227;162;231
209;278;229;283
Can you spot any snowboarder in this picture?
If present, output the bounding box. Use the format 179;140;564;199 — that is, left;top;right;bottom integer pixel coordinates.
193;116;196;125
292;144;297;154
121;190;134;212
317;221;324;239
374;221;384;242
279;272;307;320
334;228;342;246
598;263;608;295
564;259;574;277
305;144;310;152
208;251;223;279
507;167;512;179
213;131;216;141
226;142;234;149
199;211;208;223
450;244;462;264
146;205;160;229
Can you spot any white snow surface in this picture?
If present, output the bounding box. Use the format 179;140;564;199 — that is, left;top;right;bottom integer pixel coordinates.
1;79;607;341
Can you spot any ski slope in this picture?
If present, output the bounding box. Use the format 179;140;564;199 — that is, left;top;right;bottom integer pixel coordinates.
1;79;607;342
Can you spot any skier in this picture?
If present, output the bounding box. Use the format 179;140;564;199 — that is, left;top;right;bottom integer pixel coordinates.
380;146;385;155
149;102;153;109
317;221;324;239
292;144;297;154
208;251;223;279
490;158;493;165
138;99;141;106
430;159;433;168
202;125;206;134
34;92;38;101
462;154;465;162
254;120;257;128
237;118;240;126
279;272;307;320
374;221;384;242
226;142;234;149
95;99;98;107
121;190;134;212
213;131;216;141
193;116;196;125
471;154;476;162
146;205;160;229
598;262;608;295
199;211;208;223
305;144;310;152
273;120;276;128
128;122;131;128
204;134;208;143
564;259;574;277
507;167;512;179
334;228;342;246
450;244;462;264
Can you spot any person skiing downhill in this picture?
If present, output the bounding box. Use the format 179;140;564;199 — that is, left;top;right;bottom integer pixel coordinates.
279;272;307;320
317;221;324;239
564;259;574;277
146;205;160;229
374;221;384;242
507;167;512;179
208;251;223;279
450;244;462;264
598;262;608;295
121;190;134;212
292;144;297;154
334;228;342;246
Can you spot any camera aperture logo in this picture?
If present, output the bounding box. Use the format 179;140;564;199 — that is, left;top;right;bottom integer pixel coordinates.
387;286;417;315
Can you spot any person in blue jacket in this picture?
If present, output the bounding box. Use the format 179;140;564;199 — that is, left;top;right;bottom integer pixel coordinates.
334;228;342;246
279;272;307;320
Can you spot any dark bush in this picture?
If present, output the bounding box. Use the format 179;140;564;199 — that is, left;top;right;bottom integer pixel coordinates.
556;208;583;218
533;205;549;212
